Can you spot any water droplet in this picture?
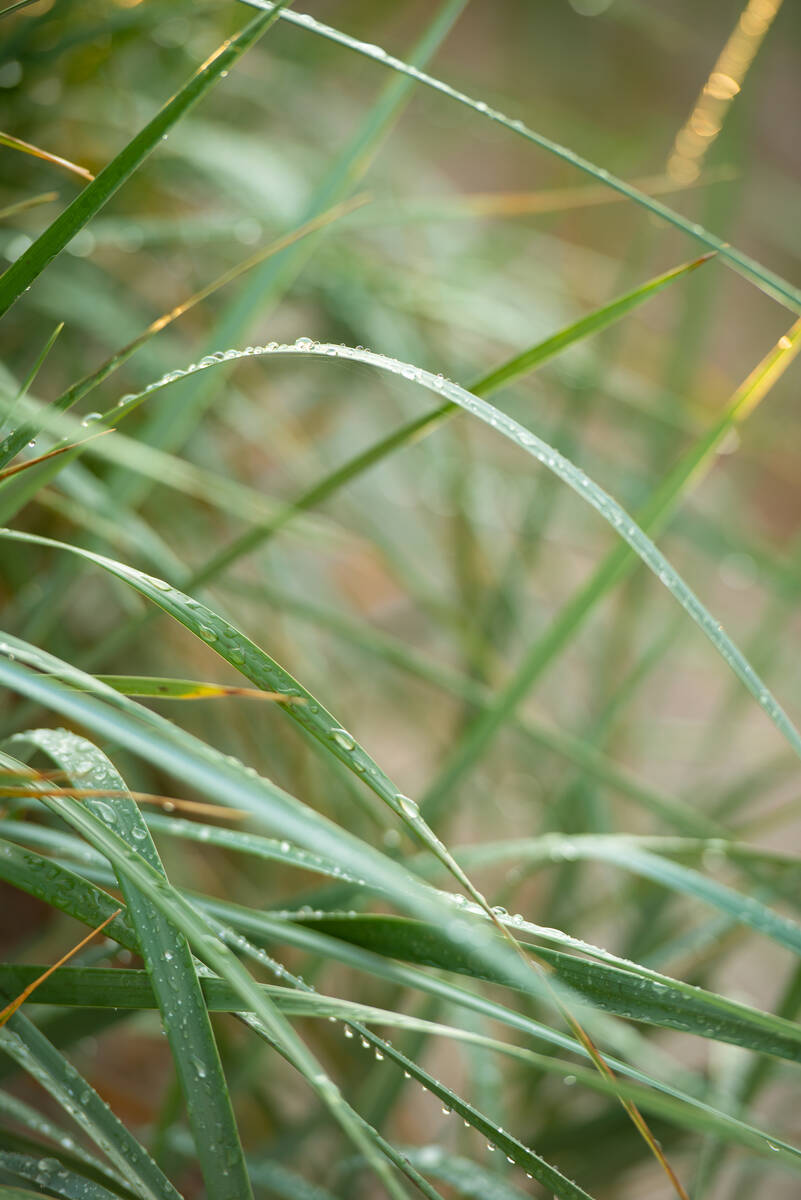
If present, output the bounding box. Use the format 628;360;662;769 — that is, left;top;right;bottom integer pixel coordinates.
294;336;314;350
396;794;419;819
81;412;103;426
198;626;217;643
331;727;355;752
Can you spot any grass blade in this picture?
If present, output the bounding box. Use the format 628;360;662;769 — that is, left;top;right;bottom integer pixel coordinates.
0;1010;180;1200
0;2;288;320
238;0;801;312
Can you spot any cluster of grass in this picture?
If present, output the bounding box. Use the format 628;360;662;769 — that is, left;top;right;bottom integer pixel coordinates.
0;0;799;1197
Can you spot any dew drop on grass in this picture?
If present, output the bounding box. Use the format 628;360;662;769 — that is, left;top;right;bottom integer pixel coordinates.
81;412;103;426
331;727;355;752
396;793;419;819
198;626;217;643
294;336;314;350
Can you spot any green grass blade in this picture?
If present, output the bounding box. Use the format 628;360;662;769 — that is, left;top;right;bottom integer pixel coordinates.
238;0;801;312
180;255;712;593
0;1153;122;1200
0;322;62;440
284;910;801;1061
0;1011;180;1200
11;729;253;1200
0;529;507;926
54;326;799;790
0;2;287;320
0;1092;113;1180
453;836;801;959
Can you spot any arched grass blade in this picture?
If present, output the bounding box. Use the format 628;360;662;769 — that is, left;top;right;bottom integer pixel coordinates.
72;327;801;782
179;255;713;593
114;333;801;791
238;0;801;312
